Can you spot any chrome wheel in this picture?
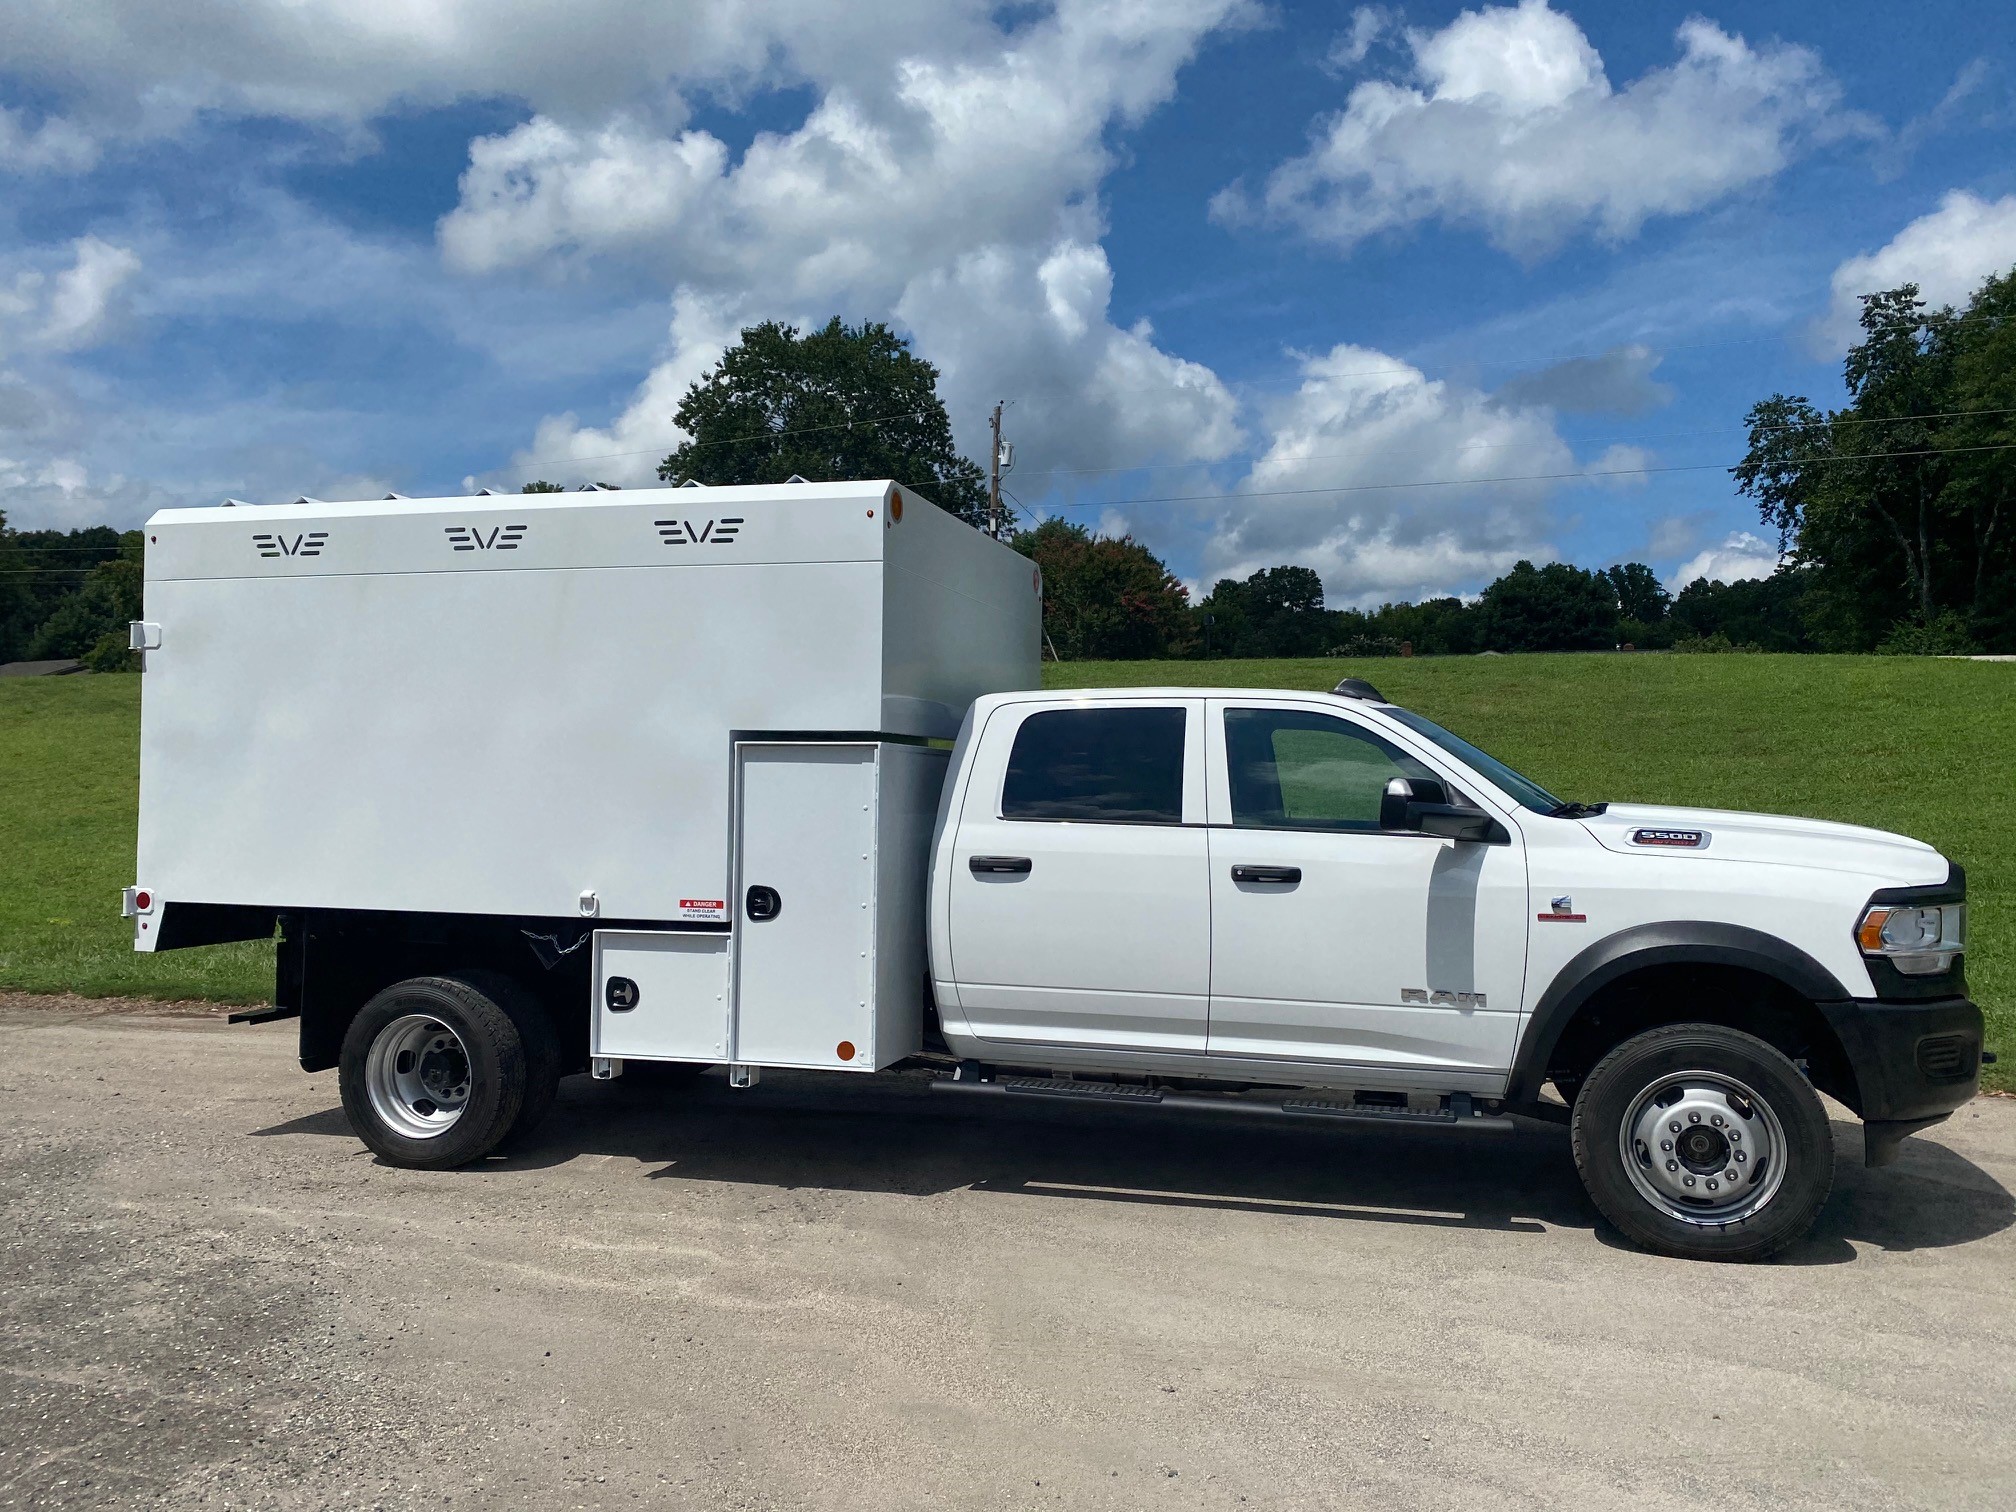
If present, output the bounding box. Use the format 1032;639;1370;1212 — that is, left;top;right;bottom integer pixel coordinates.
364;1014;472;1140
1619;1069;1788;1226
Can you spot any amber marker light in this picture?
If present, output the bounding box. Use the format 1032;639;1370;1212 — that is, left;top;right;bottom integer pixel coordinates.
1857;908;1892;952
836;1040;857;1061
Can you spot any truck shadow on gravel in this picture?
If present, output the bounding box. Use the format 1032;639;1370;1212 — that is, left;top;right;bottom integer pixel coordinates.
257;1072;2014;1261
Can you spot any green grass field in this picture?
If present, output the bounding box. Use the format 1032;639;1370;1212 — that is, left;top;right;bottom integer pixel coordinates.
0;676;271;1003
2;659;2009;1087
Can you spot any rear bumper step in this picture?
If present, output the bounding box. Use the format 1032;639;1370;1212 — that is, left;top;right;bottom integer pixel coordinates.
932;1075;1515;1131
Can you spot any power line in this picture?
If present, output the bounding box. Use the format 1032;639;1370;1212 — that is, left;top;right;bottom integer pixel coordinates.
1;441;2006;579
1212;305;2016;388
1040;442;2016;513
517;404;938;471
7;430;2010;564
1010;403;2016;481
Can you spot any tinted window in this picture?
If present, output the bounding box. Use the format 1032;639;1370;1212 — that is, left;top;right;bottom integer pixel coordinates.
1001;707;1186;824
1224;708;1438;830
1381;706;1563;814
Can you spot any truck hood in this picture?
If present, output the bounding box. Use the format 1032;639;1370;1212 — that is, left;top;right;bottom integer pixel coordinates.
1577;803;1949;885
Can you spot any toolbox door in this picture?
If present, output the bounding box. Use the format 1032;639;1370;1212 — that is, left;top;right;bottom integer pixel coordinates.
592;930;730;1062
732;742;879;1069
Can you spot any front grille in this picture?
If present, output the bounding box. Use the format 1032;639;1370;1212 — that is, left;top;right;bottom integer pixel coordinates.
1916;1035;1975;1082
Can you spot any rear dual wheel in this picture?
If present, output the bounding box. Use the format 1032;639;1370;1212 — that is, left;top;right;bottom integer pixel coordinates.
339;974;560;1169
1572;1023;1834;1262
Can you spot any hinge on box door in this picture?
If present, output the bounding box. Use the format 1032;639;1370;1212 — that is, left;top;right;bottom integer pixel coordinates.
128;622;161;669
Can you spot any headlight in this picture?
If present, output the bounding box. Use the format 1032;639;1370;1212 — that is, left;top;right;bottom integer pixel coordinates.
1857;902;1966;975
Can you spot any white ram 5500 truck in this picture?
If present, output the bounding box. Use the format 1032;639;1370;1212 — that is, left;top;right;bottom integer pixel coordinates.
127;482;1984;1261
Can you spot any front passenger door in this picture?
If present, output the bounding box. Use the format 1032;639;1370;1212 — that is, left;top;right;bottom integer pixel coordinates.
1205;702;1528;1074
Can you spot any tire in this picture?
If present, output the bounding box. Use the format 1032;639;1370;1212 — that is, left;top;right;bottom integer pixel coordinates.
1572;1023;1834;1262
339;976;532;1169
456;970;561;1147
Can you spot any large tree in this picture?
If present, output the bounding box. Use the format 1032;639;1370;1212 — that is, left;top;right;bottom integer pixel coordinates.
0;521;127;663
658;318;989;526
1011;518;1194;659
1734;271;2016;650
1195;565;1332;657
1476;560;1620;651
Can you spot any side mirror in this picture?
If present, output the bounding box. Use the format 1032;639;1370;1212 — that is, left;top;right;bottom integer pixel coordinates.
1380;775;1440;829
1380;777;1509;844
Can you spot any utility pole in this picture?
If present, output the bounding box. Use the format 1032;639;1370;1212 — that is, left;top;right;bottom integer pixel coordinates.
987;401;1005;539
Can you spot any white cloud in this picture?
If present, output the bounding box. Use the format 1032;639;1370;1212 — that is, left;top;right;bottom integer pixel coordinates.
439;1;1254;301
471;2;1254;492
508;292;745;487
0;107;100;174
1585;442;1653;486
1326;7;1395;72
0;237;143;358
898;240;1242;479
1875;59;1995;183
1494;342;1672;415
1218;0;1854;258
1668;530;1780;589
1816;190;2016;351
1648;514;1701;558
1199;343;1577;606
36;237;143;352
0;2;999;154
0;452;157;529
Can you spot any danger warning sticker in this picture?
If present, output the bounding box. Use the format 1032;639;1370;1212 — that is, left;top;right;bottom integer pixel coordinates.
678;898;727;922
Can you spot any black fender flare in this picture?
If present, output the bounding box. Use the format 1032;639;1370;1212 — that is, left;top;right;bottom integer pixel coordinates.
1505;922;1851;1106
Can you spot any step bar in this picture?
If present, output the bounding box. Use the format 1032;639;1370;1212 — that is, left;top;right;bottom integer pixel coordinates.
930;1073;1515;1132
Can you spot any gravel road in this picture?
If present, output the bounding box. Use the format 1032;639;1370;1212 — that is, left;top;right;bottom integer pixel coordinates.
3;998;2013;1510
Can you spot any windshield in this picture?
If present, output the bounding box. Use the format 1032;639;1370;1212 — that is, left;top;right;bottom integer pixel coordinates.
1380;707;1564;815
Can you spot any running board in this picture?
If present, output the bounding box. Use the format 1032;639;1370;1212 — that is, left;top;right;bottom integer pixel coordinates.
931;1075;1514;1131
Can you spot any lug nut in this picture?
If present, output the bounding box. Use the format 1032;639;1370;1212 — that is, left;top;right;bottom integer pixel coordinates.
1706;1179;1719;1191
1725;1170;1738;1182
1711;1114;1725;1127
1688;1112;1702;1123
1735;1150;1747;1163
1669;1121;1681;1133
1683;1176;1696;1187
1666;1160;1679;1172
1729;1130;1741;1142
1660;1140;1673;1152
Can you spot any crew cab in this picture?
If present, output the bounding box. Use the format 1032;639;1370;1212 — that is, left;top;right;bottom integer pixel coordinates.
125;481;1984;1262
925;683;1981;1259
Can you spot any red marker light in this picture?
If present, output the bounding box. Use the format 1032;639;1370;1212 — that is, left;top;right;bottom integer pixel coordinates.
133;890;152;911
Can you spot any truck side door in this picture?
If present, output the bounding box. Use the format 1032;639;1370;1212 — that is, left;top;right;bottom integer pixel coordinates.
944;699;1211;1054
1204;700;1529;1074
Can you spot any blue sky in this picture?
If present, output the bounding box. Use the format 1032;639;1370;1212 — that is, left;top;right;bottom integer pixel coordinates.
2;0;2012;605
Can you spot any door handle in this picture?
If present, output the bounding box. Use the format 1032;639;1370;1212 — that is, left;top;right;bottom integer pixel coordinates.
1230;864;1301;884
969;855;1033;875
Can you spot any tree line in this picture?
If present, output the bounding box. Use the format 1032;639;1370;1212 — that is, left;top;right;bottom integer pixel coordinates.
5;269;2009;669
0;523;142;669
1011;520;1799;659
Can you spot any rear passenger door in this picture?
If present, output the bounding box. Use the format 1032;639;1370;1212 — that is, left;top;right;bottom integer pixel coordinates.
944;700;1211;1054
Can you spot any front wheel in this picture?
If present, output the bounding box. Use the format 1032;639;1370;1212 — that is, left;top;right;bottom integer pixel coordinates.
1572;1023;1834;1262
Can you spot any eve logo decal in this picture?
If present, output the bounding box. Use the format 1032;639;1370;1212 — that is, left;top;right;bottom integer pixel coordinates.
656;516;744;545
253;531;328;558
445;524;528;552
